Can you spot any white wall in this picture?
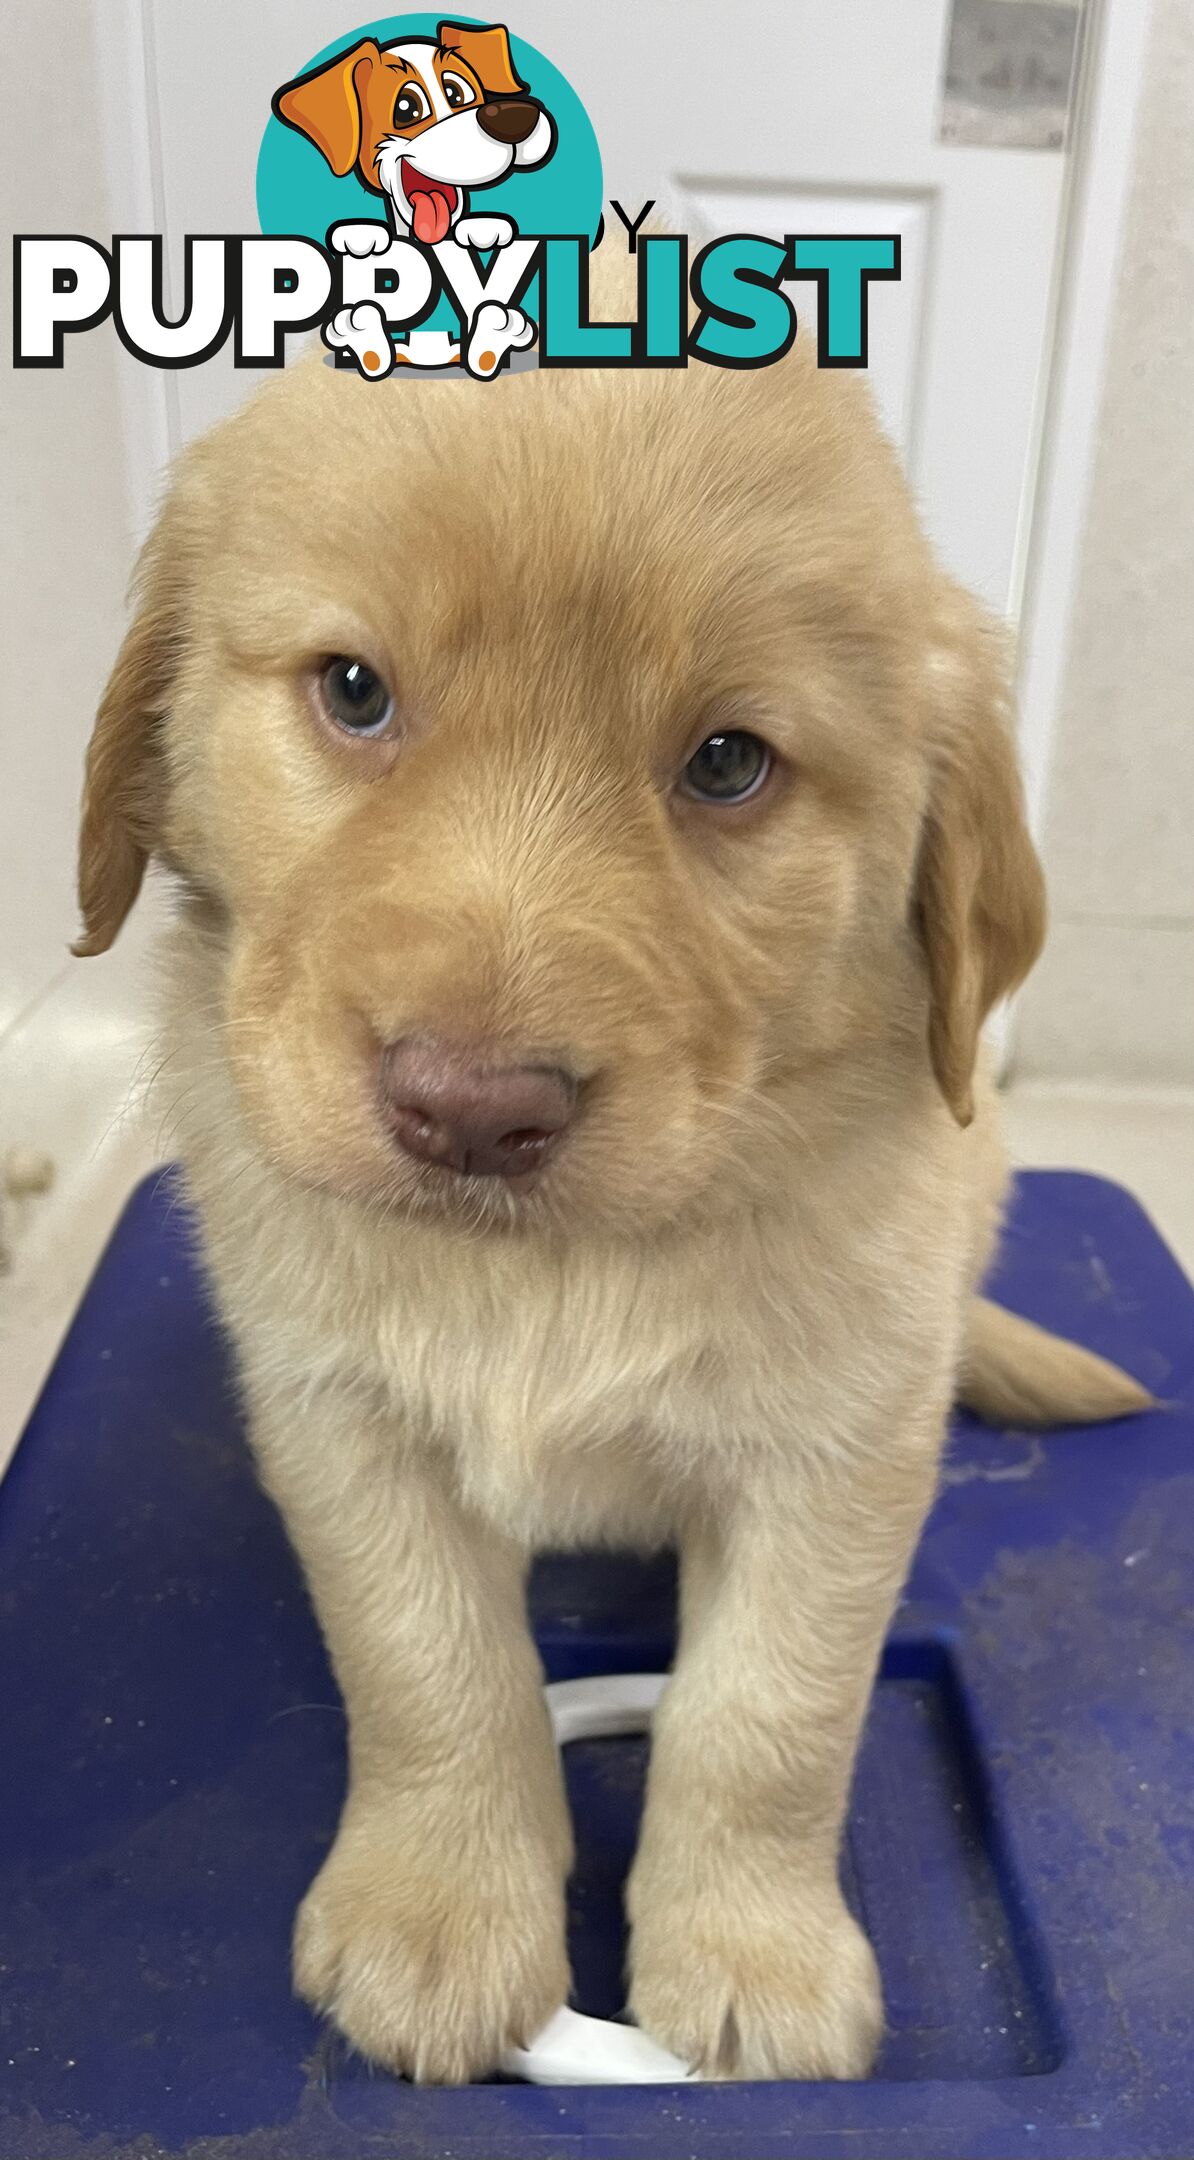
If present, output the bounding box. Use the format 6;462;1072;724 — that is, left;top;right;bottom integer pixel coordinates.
0;0;147;1043
1015;0;1194;1086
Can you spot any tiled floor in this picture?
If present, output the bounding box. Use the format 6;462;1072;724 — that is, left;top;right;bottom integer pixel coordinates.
2;955;1192;1484
1003;1082;1194;1279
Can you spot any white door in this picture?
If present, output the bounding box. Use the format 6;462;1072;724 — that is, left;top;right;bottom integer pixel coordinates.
113;0;1078;616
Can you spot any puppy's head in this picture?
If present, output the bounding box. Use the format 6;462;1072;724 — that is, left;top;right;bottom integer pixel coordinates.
274;22;556;243
77;336;1043;1235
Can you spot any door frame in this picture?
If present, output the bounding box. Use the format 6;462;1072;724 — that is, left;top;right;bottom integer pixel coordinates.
1010;0;1155;866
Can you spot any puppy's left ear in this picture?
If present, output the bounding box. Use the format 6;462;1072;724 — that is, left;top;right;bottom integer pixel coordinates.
437;20;527;98
74;495;191;958
913;586;1046;1126
272;38;380;177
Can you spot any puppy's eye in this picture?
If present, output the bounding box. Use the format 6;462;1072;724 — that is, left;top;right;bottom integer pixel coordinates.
393;84;430;126
317;657;395;737
681;730;772;804
441;72;475;110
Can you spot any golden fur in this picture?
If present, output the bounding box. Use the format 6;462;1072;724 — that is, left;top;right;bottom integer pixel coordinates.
77;307;1147;2083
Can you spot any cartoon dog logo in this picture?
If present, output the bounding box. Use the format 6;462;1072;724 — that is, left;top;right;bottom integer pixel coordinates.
273;21;556;378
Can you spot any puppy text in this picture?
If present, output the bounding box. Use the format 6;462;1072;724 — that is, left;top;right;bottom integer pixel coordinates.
13;229;900;375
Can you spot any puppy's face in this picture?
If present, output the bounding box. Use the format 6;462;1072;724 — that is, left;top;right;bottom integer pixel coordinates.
274;26;557;243
78;351;1044;1235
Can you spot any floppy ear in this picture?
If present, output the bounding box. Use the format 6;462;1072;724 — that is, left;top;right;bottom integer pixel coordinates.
74;503;189;958
913;590;1046;1126
272;38;380;177
437;20;527;97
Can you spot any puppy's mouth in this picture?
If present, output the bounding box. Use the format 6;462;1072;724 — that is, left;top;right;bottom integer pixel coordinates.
400;162;460;245
392;1154;558;1234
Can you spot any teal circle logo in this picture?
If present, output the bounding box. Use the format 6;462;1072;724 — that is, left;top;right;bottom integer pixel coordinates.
256;15;602;344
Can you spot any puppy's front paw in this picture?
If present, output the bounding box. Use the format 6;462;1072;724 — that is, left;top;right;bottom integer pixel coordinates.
455;214;516;251
329;221;394;258
629;1868;881;2080
294;1813;569;2083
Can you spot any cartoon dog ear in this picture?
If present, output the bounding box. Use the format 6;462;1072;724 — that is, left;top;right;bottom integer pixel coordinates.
437;20;527;98
273;38;381;177
74;495;193;957
913;585;1046;1126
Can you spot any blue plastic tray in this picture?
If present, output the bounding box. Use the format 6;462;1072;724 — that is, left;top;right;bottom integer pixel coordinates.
1;1169;1191;2159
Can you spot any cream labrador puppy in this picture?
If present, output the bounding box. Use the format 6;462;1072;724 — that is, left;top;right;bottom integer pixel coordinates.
75;301;1146;2083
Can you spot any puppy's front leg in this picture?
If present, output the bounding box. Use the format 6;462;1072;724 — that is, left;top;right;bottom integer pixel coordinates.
252;1393;571;2083
628;1409;942;2079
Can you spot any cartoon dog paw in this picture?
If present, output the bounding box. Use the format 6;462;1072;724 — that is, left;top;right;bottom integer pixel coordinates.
455;215;517;252
324;302;394;378
466;301;535;380
328;221;394;259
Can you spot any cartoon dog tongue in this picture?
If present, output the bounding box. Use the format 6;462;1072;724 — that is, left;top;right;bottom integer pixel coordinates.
403;165;457;246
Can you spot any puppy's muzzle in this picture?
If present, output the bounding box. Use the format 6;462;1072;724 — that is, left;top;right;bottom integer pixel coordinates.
476;98;542;146
382;1037;578;1179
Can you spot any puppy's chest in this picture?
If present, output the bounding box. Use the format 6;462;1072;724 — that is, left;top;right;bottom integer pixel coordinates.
328;1251;745;1542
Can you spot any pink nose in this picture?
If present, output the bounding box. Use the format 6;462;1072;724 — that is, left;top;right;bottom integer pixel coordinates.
381;1038;578;1179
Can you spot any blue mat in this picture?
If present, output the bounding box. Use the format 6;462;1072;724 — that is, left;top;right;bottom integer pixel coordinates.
0;1169;1191;2159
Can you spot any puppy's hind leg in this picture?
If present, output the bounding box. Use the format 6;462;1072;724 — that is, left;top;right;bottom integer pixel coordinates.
465;301;535;380
324;301;395;378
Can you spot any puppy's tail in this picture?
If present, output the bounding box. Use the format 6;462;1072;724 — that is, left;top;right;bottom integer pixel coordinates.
959;1296;1154;1427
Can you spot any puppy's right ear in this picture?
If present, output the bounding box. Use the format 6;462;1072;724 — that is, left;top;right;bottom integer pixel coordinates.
74;502;189;958
437;22;527;98
272;39;380;177
912;585;1046;1124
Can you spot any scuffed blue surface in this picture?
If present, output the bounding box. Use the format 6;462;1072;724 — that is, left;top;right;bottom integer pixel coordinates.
0;1169;1191;2158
